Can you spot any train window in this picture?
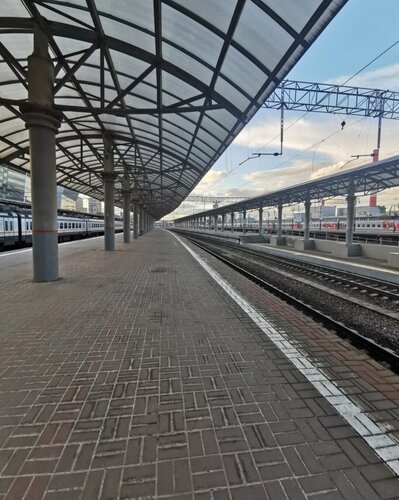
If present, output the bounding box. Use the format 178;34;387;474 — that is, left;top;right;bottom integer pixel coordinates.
30;222;32;230
26;221;29;230
5;221;8;231
10;221;13;231
372;224;375;228
68;223;71;229
367;224;370;228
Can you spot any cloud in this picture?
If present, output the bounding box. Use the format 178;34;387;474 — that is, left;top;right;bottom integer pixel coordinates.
332;62;399;91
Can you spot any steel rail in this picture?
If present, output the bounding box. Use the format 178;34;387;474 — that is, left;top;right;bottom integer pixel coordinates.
177;232;399;371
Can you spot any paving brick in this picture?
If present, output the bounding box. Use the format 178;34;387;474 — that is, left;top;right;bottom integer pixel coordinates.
0;230;398;500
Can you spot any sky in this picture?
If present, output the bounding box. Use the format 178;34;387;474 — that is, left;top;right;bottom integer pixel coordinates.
168;0;399;219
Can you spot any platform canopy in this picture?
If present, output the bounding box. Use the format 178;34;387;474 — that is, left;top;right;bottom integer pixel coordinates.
0;0;347;219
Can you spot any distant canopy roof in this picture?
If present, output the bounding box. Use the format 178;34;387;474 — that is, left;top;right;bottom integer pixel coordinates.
0;0;347;219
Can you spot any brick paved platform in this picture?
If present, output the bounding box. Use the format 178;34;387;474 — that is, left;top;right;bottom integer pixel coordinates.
0;230;398;499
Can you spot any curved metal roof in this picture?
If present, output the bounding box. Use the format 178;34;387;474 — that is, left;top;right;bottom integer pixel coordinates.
0;0;347;219
174;155;399;221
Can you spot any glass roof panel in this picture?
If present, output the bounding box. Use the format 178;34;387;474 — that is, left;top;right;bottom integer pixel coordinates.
264;0;323;32
36;3;94;29
162;43;213;86
162;4;223;68
170;0;237;33
0;33;32;60
221;45;267;96
2;0;27;17
100;16;155;53
214;77;250;112
96;0;154;32
233;1;293;71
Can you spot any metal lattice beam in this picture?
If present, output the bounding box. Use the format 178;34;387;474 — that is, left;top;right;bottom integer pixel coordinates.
264;80;399;119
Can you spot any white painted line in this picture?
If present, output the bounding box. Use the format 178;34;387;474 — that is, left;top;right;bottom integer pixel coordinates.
171;231;399;477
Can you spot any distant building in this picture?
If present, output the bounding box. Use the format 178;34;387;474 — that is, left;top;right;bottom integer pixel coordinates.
76;195;86;213
88;197;102;215
57;187;79;210
0;165;28;202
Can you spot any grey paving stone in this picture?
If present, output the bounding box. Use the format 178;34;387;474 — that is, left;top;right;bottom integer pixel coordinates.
0;230;398;499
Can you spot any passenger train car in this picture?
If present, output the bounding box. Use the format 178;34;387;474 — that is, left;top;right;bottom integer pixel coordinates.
0;209;123;249
268;216;399;234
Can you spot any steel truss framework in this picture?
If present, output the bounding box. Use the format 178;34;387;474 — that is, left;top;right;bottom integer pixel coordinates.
175;155;399;221
0;0;347;219
264;80;399;119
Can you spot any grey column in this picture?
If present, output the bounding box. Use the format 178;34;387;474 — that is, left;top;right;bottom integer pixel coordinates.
221;214;225;232
122;168;130;244
277;204;283;238
132;194;139;240
243;210;247;234
231;212;234;232
214;215;218;232
103;135;116;251
21;26;62;282
304;199;311;241
139;204;144;235
258;207;263;234
346;186;356;246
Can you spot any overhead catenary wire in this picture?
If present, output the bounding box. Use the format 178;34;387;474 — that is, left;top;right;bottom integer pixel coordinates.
211;39;399;189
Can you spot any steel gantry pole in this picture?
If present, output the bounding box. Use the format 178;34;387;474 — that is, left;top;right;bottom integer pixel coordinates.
20;25;62;282
122;165;131;244
103;135;116;251
231;212;234;232
258;207;263;234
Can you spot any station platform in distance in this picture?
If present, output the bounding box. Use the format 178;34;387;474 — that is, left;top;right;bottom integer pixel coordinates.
181;229;399;285
1;229;399;500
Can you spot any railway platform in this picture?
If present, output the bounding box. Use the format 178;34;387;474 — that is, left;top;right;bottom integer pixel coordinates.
0;229;399;500
177;229;399;284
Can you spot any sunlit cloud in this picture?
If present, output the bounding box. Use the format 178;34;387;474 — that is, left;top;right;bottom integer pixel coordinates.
332;62;399;91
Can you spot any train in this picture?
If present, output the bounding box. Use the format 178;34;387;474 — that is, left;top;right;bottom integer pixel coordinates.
267;216;399;234
0;209;124;249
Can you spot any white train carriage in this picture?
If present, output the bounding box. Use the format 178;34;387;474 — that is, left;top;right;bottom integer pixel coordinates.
57;216;87;241
87;218;105;235
0;211;20;247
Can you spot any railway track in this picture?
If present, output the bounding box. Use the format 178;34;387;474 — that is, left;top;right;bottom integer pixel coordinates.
175;231;399;371
183;231;399;305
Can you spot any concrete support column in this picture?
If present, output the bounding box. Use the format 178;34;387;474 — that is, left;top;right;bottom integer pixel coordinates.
258;207;263;234
122;168;130;244
304;199;311;241
132;194;139;240
243;210;247;234
231;212;234;232
277;204;283;238
346;188;356;246
143;210;147;233
214;215;218;232
221;214;225;232
103;135;116;251
139;204;144;235
208;216;212;230
21;26;62;282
